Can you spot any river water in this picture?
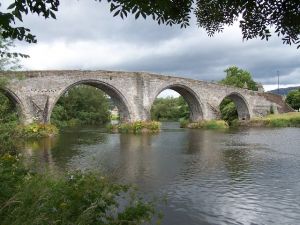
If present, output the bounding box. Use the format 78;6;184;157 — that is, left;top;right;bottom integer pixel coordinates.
22;123;300;225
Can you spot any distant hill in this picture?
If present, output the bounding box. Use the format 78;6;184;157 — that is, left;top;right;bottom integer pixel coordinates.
268;86;300;96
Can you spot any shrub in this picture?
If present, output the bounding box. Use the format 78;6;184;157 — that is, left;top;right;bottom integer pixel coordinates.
0;122;22;155
0;155;160;225
108;121;161;134
187;120;229;129
179;118;189;128
16;123;59;138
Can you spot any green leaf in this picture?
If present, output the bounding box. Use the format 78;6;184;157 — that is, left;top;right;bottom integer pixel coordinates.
7;3;16;10
50;11;56;19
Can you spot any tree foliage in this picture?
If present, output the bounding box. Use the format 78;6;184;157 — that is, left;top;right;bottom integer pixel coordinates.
0;155;159;225
219;66;257;123
286;89;300;110
51;85;111;126
0;35;24;69
151;96;189;121
1;0;300;48
0;91;18;124
220;66;258;91
219;98;238;123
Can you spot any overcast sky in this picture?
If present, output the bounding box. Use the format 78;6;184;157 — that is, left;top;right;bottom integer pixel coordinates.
4;0;300;91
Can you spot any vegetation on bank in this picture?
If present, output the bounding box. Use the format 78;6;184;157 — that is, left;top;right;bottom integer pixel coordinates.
0;154;160;225
245;112;300;128
16;123;59;138
0;39;160;225
180;119;229;129
108;121;161;134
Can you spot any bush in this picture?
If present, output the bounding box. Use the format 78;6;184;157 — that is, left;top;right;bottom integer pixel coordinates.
15;123;59;138
0;155;160;225
108;121;161;134
179;118;189;128
0;122;22;155
187;120;229;129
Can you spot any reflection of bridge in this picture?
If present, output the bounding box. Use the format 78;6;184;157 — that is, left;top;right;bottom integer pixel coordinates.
0;70;292;124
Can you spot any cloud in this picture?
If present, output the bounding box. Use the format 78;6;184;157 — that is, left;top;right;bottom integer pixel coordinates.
6;0;299;85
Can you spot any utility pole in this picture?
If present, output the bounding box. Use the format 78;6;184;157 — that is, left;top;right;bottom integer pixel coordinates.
277;70;280;94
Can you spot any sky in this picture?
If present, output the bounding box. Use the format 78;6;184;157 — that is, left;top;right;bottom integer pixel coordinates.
3;0;300;92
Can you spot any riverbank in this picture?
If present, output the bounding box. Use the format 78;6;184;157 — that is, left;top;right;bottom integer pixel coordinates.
179;112;300;130
180;119;229;129
240;112;300;128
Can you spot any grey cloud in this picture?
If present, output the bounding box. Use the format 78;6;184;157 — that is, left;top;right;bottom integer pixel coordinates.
5;0;299;85
16;1;181;45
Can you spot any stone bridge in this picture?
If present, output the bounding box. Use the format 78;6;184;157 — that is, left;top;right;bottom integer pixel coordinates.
0;70;293;124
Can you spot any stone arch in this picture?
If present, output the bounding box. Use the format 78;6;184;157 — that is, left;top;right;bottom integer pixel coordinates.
0;87;26;122
48;79;132;123
149;84;204;121
221;92;251;120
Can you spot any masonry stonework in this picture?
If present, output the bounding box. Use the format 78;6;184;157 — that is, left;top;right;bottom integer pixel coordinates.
0;70;293;124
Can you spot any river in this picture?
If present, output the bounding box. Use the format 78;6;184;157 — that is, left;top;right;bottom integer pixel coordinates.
21;122;300;225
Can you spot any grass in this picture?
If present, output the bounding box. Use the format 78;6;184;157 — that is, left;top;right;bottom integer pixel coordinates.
248;112;300;128
181;119;229;129
107;121;161;134
179;118;190;128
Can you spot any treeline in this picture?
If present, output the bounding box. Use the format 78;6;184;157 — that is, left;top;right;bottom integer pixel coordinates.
51;85;112;127
151;96;189;121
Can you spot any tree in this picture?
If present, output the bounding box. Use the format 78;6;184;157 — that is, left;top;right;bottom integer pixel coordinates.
0;36;23;70
219;66;257;123
151;96;189;121
286;89;300;110
51;85;111;126
0;36;21;124
220;66;258;91
1;0;299;49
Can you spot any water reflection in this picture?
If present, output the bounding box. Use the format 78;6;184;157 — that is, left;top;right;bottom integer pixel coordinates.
20;124;300;225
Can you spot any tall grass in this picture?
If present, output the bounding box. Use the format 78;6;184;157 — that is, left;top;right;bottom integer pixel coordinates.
250;112;300;128
107;121;161;134
188;120;229;129
0;154;160;225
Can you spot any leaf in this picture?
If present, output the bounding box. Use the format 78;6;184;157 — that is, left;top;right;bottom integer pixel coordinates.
50;11;56;19
135;11;140;19
132;6;138;14
141;12;146;19
7;3;16;10
113;10;120;17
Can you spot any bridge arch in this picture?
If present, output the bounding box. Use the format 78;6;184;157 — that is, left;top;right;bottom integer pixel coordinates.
149;84;204;121
48;79;133;123
0;87;26;122
220;92;251;120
